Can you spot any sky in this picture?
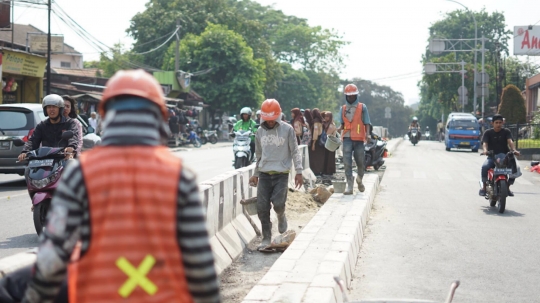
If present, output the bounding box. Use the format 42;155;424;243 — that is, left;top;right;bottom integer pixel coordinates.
11;0;540;105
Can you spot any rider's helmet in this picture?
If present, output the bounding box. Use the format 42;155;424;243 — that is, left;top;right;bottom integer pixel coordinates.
256;110;261;116
426;126;430;129
413;116;418;122
240;107;252;120
99;69;167;120
344;84;359;95
42;94;64;117
260;99;281;121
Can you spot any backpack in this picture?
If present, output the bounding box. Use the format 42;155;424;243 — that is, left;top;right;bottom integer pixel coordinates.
318;125;328;147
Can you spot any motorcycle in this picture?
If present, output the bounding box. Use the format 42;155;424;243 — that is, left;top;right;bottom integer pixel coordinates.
231;129;253;169
410;127;420;145
364;133;387;171
479;151;518;214
179;129;202;148
13;131;73;235
200;130;219;145
425;129;431;141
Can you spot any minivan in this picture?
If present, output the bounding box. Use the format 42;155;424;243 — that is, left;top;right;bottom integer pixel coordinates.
445;112;481;152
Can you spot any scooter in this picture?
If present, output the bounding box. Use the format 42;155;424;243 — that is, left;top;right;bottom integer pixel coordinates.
479;151;518;214
178;124;202;148
13;131;73;235
364;133;387;171
231;130;253;169
425;129;431;141
200;129;218;145
410;127;420;145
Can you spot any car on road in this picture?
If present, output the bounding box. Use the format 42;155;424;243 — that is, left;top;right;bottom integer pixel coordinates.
0;103;99;175
444;112;481;152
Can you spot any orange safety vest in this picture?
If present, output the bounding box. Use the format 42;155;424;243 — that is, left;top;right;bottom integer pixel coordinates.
342;104;366;142
68;146;193;303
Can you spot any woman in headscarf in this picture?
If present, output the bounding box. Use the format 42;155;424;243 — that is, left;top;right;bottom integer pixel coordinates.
321;111;337;175
301;109;313;145
309;108;326;175
291;108;304;144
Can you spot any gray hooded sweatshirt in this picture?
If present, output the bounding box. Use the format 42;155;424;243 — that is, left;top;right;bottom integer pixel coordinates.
254;120;303;177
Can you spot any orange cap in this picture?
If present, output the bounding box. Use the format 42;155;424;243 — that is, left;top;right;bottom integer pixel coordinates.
344;84;359;95
260;99;281;121
99;69;167;120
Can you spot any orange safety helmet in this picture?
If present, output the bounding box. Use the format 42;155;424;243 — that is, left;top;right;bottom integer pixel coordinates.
260;99;281;121
99;69;167;120
344;84;359;95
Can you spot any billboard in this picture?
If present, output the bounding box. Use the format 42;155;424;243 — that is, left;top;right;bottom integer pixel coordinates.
29;35;64;53
514;26;540;56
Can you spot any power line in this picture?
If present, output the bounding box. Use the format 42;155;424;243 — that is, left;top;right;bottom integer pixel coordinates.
131;26;179;55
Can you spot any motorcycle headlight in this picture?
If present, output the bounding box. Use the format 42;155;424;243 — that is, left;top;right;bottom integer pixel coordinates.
31;171;61;189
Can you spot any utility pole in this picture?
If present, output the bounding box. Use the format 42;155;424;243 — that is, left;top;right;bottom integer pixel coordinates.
175;19;180;73
46;0;51;95
480;36;486;120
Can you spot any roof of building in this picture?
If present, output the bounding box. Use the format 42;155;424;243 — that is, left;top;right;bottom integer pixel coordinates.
52;68;102;78
0;23;80;54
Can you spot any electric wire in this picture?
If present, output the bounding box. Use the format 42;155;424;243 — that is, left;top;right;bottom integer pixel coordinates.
130;26;179;55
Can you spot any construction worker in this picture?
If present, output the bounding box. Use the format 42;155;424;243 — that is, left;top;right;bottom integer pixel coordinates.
249;99;303;250
21;70;220;303
339;83;371;195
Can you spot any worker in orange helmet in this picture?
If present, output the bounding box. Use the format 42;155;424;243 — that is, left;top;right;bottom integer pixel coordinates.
340;83;372;195
21;70;220;303
249;99;303;250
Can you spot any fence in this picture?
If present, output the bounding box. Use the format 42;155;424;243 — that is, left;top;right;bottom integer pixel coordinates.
505;123;540;149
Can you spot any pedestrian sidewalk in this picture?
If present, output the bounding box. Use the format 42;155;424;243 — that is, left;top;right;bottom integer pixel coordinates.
169;141;233;152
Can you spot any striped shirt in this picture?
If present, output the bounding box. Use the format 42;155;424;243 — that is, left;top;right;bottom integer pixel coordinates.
23;109;220;303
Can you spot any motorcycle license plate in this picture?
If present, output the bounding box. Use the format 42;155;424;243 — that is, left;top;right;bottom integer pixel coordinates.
460;141;470;145
29;159;54;168
0;141;9;150
494;168;512;174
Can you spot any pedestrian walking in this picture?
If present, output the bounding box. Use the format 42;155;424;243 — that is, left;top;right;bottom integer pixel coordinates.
249;99;303;250
309;108;326;176
340;83;371;195
21;69;220;303
322;111;337;175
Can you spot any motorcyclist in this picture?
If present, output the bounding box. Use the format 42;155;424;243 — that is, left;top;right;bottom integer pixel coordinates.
232;107;258;162
18;94;80;162
408;117;421;140
255;110;261;125
479;114;520;197
425;126;430;140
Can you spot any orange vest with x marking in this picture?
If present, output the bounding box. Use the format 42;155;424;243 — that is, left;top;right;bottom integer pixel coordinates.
68;146;193;303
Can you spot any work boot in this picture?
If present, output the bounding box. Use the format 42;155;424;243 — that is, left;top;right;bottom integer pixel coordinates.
258;223;272;250
356;176;365;192
277;213;288;234
344;176;354;195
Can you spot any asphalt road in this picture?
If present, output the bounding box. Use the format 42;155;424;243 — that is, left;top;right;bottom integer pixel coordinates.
0;142;236;258
349;140;540;303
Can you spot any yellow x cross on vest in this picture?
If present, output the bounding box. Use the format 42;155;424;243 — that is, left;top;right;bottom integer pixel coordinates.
116;255;158;298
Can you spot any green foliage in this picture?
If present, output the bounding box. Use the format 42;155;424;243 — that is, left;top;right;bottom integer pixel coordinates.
93;44;145;78
498;84;526;124
419;9;512;119
349;78;414;136
162;24;265;114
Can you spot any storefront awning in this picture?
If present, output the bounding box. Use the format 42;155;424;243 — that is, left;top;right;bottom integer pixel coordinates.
71;93;102;103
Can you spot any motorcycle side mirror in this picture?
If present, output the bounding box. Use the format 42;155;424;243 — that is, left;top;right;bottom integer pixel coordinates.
62;131;74;140
12;138;25;147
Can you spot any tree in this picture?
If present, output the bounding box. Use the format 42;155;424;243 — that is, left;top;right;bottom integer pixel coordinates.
162;23;265;115
498;84;526;124
418;9;512;120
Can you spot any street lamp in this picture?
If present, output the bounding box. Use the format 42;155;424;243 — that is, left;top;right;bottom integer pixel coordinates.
446;0;477;115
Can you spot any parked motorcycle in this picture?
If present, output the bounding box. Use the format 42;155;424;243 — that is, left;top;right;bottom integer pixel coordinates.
364;133;387;171
231;129;253;169
179;130;202;148
200;130;219;145
479;151;517;214
410;127;420;145
13;131;73;235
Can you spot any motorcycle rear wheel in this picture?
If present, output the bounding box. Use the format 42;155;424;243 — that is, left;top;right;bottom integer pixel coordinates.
33;200;50;235
210;136;218;144
497;180;507;213
192;138;202;148
200;137;208;145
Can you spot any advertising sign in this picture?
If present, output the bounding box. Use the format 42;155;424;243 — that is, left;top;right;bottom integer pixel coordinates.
0;2;10;28
2;50;46;78
29;35;64;53
514;26;540;56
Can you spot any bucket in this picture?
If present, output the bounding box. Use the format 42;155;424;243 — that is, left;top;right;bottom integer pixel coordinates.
332;180;346;193
325;134;341;152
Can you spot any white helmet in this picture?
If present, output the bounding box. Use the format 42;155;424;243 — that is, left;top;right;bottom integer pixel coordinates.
42;94;65;117
256;110;261;116
240;107;252;116
413;116;418;121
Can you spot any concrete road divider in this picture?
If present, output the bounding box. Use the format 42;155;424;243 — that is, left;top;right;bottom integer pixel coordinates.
0;249;37;278
241;174;380;303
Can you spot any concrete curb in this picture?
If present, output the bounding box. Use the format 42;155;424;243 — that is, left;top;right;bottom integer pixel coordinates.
0;249;37;278
241;173;380;303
